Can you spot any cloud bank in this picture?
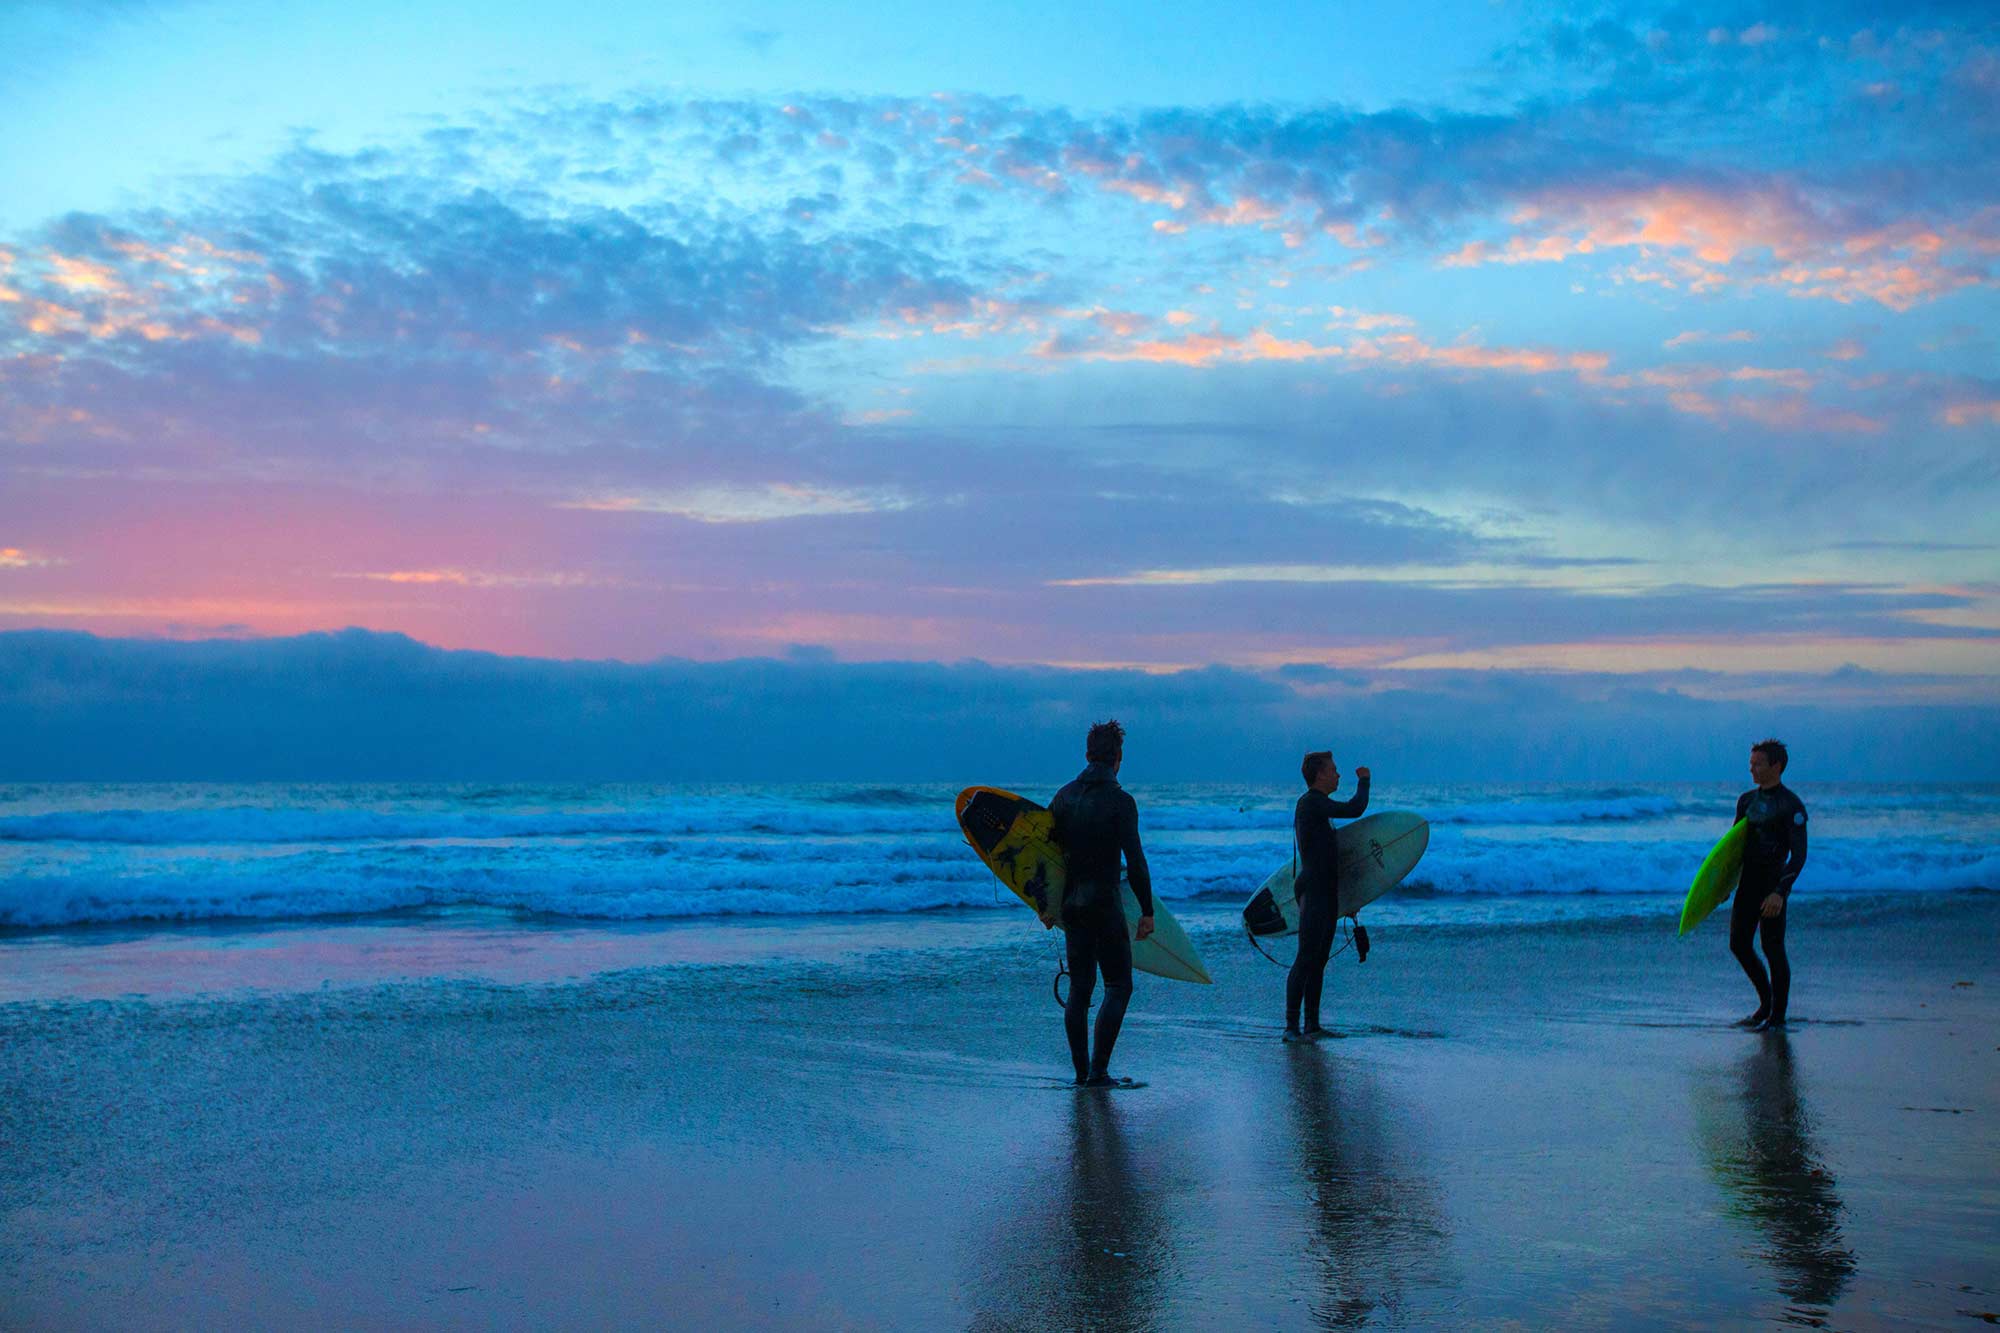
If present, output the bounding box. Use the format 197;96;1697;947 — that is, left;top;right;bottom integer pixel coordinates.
3;629;1993;782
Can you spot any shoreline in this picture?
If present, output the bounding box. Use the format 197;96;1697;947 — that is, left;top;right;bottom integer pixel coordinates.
1;886;1991;1005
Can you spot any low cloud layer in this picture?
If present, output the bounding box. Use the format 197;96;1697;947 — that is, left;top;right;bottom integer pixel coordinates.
4;629;1993;782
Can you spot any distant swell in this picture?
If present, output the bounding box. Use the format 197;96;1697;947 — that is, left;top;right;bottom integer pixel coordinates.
1426;793;1690;825
0;793;1699;845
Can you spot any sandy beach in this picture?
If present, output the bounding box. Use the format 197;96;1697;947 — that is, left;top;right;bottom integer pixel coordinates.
2;888;1994;1329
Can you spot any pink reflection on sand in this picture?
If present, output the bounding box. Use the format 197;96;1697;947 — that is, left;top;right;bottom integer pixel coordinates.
0;912;1006;1003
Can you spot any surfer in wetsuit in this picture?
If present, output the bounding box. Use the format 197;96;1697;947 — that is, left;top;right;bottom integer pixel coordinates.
1049;720;1154;1088
1286;751;1370;1043
1731;738;1808;1031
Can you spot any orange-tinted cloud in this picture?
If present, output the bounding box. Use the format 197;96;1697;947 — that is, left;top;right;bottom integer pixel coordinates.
5;235;271;348
1441;186;1994;309
1348;333;1609;375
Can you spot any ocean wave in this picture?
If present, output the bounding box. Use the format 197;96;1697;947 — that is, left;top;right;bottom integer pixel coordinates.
2;830;1994;929
814;786;935;807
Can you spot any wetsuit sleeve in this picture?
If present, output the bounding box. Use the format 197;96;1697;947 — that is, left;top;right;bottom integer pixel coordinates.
1325;773;1370;818
1735;791;1750;822
1778;795;1808;896
1120;792;1153;916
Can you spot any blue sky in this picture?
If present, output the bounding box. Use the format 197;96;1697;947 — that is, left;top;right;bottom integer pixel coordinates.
3;2;1523;231
0;0;1996;776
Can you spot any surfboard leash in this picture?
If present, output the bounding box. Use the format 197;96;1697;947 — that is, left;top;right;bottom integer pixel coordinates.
1246;929;1288;968
1245;916;1353;966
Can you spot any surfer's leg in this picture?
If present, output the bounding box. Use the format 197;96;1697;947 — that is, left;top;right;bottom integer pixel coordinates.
1088;913;1134;1079
1285;897;1315;1031
1295;892;1335;1032
1729;885;1771;1023
1759;905;1789;1022
1064;925;1097;1082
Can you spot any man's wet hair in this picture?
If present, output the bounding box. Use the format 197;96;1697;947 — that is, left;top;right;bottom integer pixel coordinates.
1752;737;1789;771
1302;750;1334;786
1086;719;1126;764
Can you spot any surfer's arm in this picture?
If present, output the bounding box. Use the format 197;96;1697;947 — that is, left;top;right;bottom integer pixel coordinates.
1326;773;1370;819
1119;793;1154;917
1777;799;1808;896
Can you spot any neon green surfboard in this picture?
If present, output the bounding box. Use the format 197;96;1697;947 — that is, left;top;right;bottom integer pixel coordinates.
1678;821;1746;937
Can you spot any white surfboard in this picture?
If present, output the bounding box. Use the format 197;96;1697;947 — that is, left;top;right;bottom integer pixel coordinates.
1241;810;1430;938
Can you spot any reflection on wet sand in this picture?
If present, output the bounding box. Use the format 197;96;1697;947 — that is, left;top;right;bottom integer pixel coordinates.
1282;1048;1451;1328
1701;1032;1857;1322
969;1093;1170;1332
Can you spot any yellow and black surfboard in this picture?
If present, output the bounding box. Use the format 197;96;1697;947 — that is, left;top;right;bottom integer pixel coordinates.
956;786;1211;984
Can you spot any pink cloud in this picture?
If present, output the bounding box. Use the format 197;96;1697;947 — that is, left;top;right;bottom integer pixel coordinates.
1033;329;1341;367
1664;329;1755;348
1101;179;1191;210
1196;196;1284;228
1942;400;2000;427
1657;387;1883;432
1327;306;1415;331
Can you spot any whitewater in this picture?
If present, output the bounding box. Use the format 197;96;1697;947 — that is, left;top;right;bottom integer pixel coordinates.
1;780;1995;931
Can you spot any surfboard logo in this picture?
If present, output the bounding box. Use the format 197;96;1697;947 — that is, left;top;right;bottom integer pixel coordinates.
1368;839;1386;869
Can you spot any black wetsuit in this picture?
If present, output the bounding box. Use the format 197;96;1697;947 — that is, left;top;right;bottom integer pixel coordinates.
1050;762;1153;1083
1287;776;1370;1032
1731;783;1809;1021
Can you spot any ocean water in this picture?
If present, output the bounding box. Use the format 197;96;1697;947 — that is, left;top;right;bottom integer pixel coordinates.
2;780;1995;931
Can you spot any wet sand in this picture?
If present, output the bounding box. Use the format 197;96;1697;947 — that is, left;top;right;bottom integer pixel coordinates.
2;891;1996;1329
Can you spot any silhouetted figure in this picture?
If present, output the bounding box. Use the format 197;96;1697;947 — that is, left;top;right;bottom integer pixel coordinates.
1286;750;1370;1042
1049;719;1153;1086
1729;739;1808;1030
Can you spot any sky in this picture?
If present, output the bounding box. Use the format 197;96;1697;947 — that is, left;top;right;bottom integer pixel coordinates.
1;1;1997;777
